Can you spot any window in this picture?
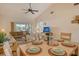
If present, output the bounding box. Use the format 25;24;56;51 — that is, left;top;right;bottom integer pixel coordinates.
16;24;26;31
15;23;32;32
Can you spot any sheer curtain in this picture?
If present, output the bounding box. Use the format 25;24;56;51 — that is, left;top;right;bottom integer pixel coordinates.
36;21;44;33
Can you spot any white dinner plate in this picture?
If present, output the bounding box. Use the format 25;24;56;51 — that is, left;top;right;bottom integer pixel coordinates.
26;46;41;54
49;47;65;56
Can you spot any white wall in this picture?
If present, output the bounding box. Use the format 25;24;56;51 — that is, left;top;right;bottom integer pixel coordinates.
0;16;3;30
34;3;79;43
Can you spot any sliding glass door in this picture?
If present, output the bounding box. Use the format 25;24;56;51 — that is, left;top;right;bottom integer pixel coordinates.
15;23;32;33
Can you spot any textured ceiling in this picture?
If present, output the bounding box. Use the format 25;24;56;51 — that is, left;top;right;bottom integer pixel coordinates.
0;3;51;23
0;3;79;23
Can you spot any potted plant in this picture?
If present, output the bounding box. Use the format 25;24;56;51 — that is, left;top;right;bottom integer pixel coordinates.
0;32;6;45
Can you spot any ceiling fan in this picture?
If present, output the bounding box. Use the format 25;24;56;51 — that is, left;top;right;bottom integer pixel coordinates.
74;3;79;6
23;3;38;14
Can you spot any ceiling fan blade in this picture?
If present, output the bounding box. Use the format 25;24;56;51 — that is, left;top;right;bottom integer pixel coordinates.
29;3;32;9
32;10;38;12
31;11;35;14
74;3;79;6
23;3;38;14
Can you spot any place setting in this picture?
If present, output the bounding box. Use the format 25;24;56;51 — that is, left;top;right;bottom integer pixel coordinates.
26;46;42;55
51;40;59;46
61;41;76;47
48;47;67;56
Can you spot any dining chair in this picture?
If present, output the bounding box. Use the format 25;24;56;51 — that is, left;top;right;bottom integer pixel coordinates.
7;33;20;56
3;41;13;56
0;46;5;56
60;32;71;42
32;32;43;45
11;41;20;56
25;34;31;43
41;33;47;41
77;44;79;56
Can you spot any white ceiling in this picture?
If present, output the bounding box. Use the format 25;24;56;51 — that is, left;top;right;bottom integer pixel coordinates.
1;3;79;23
0;3;51;23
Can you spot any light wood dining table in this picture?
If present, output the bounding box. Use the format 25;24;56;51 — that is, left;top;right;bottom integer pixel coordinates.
19;41;78;56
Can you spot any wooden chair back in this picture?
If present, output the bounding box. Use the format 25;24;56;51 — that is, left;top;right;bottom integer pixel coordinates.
3;41;13;56
61;32;71;41
11;41;20;56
